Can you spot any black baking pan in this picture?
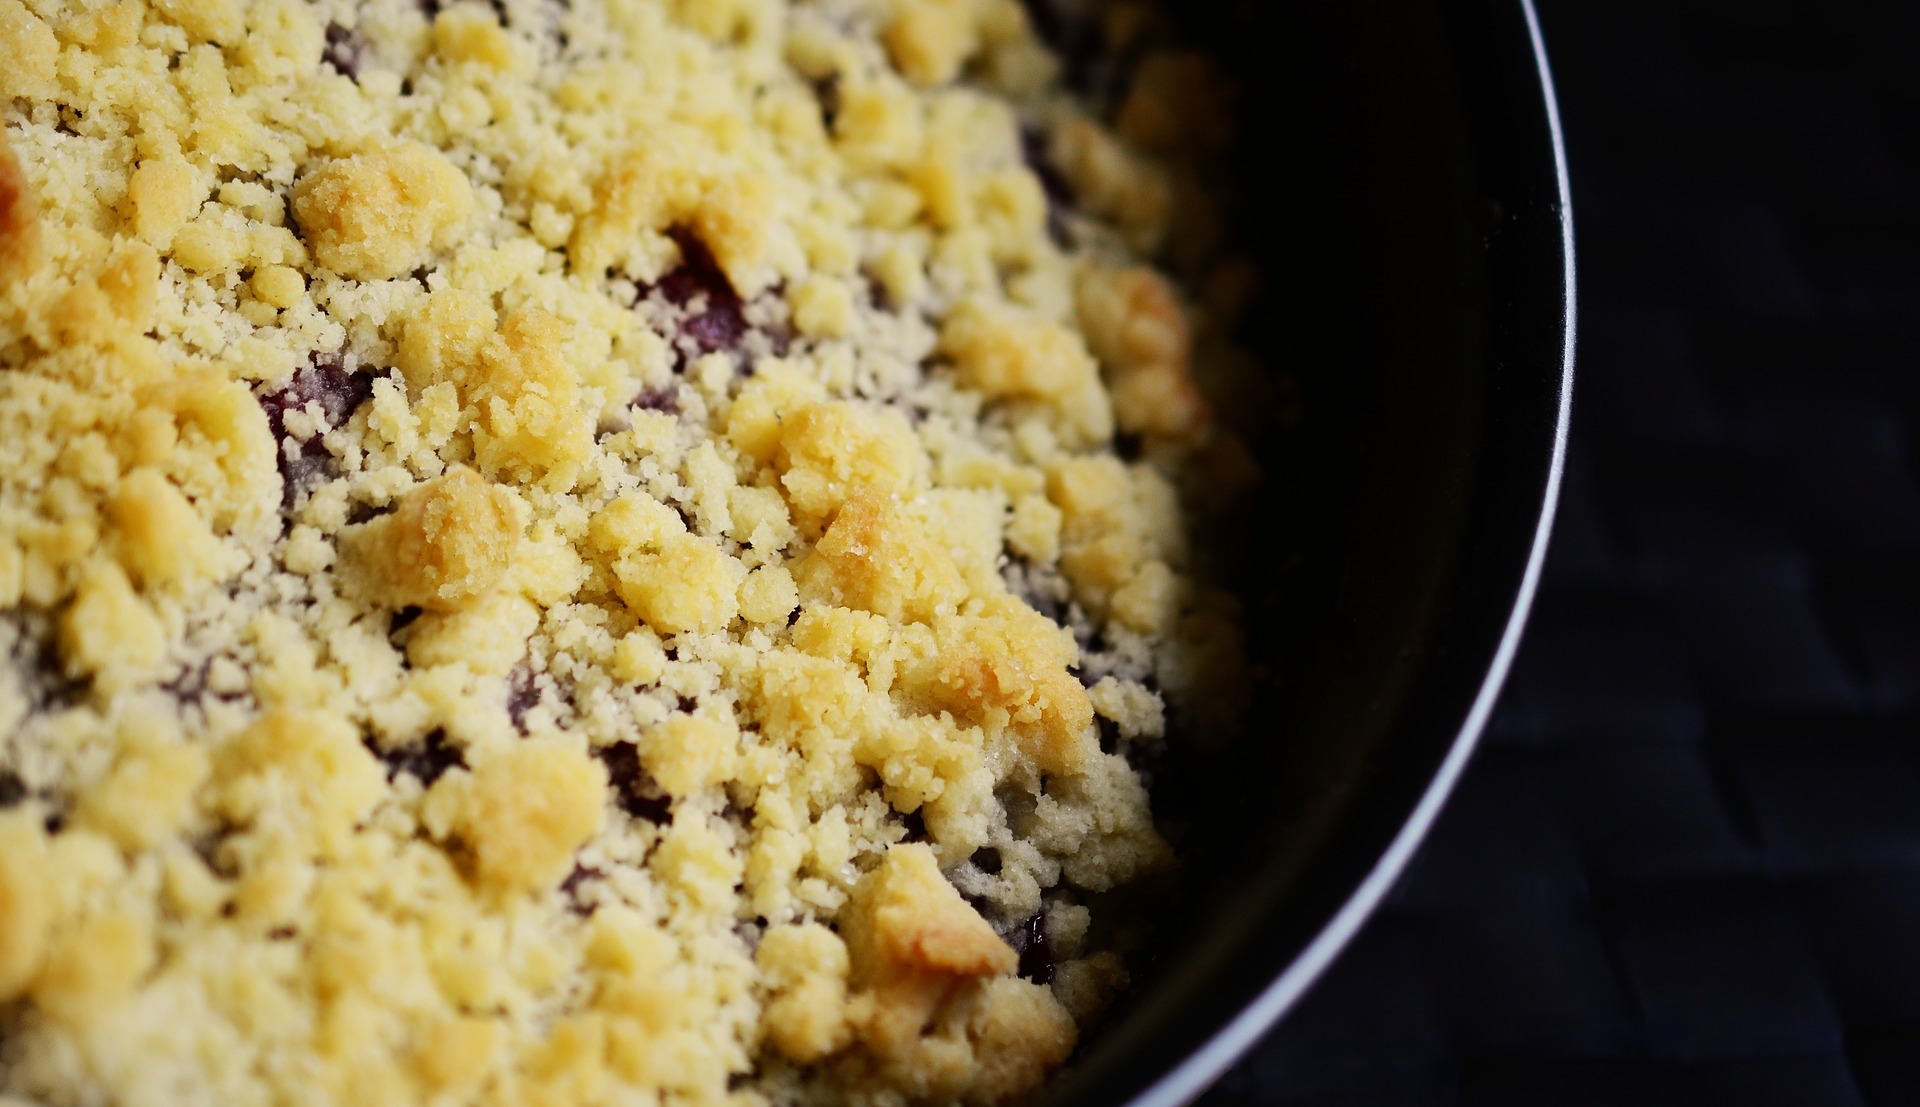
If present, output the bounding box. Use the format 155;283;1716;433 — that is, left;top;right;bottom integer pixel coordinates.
1038;0;1575;1103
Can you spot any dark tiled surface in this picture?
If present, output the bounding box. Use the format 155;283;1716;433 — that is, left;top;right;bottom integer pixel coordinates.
1201;0;1920;1103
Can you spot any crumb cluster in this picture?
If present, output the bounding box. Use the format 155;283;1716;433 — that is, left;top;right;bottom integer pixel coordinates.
0;1;1258;1103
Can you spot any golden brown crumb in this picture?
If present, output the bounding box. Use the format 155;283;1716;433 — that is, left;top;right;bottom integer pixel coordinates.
1076;265;1210;443
291;144;475;281
424;738;608;896
841;843;1019;1056
342;467;526;611
0;132;41;273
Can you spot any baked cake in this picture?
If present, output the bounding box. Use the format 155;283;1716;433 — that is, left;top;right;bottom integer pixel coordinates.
0;0;1258;1103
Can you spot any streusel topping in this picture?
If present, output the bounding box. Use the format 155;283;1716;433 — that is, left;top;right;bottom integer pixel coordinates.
0;1;1255;1104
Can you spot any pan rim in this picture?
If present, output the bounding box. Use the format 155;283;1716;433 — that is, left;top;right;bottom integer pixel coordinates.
1117;1;1577;1103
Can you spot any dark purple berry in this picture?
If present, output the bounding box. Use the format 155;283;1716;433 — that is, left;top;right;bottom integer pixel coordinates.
1021;128;1073;247
9;616;87;711
377;728;465;786
257;353;374;513
598;742;671;824
970;847;1002;875
164;659;211;703
507;664;540;733
638;230;747;369
562;863;600;895
561;863;602;914
735;915;768;952
344;499;395;525
1014;911;1055;985
323;23;368;80
631;385;679;414
812;74;842;131
674;299;746;360
298;355;373;429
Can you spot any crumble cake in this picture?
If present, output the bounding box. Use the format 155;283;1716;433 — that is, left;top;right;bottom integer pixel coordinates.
0;0;1259;1103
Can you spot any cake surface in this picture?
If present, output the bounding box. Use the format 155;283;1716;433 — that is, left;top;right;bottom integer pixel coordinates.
0;1;1256;1103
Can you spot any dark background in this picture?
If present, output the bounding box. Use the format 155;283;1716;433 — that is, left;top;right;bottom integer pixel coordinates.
1198;1;1920;1104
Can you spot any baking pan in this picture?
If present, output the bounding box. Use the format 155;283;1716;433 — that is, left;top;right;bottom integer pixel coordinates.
1039;0;1575;1102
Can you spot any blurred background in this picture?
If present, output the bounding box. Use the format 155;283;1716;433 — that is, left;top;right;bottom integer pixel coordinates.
1199;1;1920;1104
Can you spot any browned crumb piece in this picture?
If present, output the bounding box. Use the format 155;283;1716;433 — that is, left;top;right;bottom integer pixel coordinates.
0;132;40;273
1077;265;1211;443
423;738;608;896
904;596;1098;777
824;844;1080;1105
341;467;525;611
795;488;968;624
842;843;1019;1056
291;144;474;281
